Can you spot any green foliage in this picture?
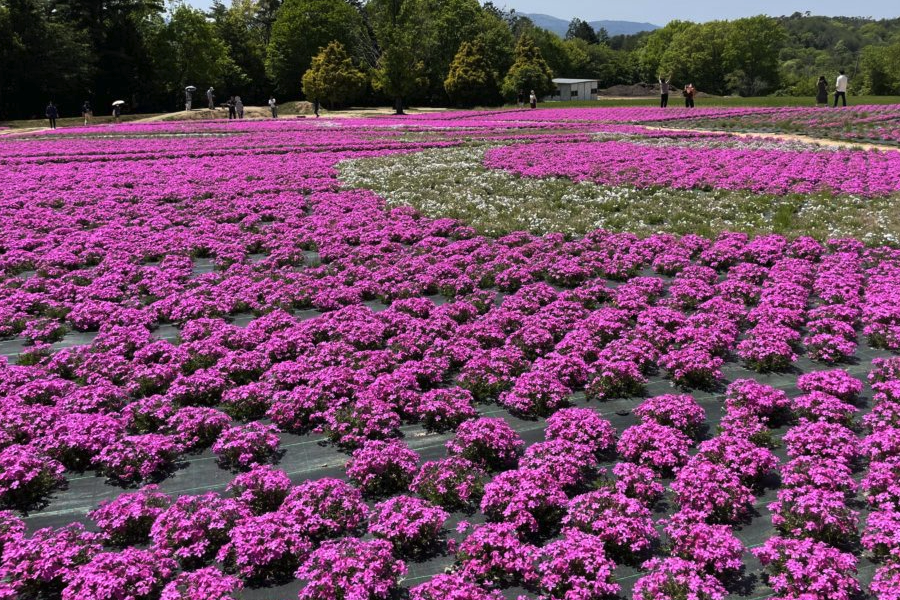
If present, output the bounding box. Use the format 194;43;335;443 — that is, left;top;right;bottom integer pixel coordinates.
566;18;598;45
724;16;787;95
301;41;367;107
445;39;500;106
859;42;900;94
210;0;272;103
150;5;235;107
501;34;554;99
265;0;364;95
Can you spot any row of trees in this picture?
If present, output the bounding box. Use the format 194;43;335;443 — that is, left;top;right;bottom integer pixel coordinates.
2;0;900;120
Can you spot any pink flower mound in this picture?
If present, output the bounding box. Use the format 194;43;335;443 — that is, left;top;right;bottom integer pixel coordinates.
796;369;862;403
538;529;620;599
520;439;600;491
217;512;312;581
659;346;723;389
480;469;568;535
781;456;858;497
863;458;900;509
611;463;664;506
446;417;524;471
665;511;745;576
563;489;658;559
617;422;692;474
418;387;476;432
754;537;859;600
212;422;281;471
783;420;859;464
0;444;65;508
455;522;539;588
871;562;900;600
695;435;779;485
345;438;419;497
671;459;755;524
61;548;177;600
39;412;124;470
632;557;727;600
544;407;617;456
226;464;292;514
792;391;858;424
93;434;182;484
0;524;103;599
166;407;231;451
88;485;172;545
499;370;572;417
368;495;449;557
160;567;243;600
410;457;486;510
484;139;900;197
769;486;859;544
295;538;406;600
633;394;706;437
861;509;900;560
725;379;791;420
409;574;504;600
150;492;250;566
280;478;368;540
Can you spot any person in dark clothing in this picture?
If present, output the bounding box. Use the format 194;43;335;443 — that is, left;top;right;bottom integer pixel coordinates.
313;99;320;117
227;96;236;119
82;101;93;125
45;102;58;129
683;83;695;108
529;90;537;109
659;76;671;108
112;103;121;123
815;76;828;107
517;90;524;108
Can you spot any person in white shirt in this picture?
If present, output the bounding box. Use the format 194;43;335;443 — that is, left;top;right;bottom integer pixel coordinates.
834;70;848;107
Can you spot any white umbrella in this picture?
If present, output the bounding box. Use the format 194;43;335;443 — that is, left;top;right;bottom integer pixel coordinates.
185;86;197;92
112;100;125;106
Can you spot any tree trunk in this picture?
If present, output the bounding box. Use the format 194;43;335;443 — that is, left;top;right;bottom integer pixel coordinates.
394;96;405;115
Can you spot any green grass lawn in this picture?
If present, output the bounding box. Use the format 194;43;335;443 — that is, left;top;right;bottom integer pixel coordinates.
0;114;163;129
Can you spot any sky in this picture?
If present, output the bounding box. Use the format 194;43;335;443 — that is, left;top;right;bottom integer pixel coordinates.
184;0;899;24
506;0;899;25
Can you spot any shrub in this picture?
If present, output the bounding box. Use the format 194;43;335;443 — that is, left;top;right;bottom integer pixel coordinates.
0;444;65;508
88;485;172;545
410;457;486;510
61;548;177;600
212;423;281;471
446;417;524;471
368;495;449;557
280;478;368;540
226;464;292;514
345;439;419;497
295;538;406;600
217;512;312;581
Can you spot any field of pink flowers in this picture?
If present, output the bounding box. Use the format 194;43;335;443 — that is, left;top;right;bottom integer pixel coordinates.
1;108;900;600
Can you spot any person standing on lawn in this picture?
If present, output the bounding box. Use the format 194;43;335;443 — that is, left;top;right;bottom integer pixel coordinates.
235;96;244;119
112;103;121;124
268;96;278;118
529;90;537;109
815;76;828;107
82;101;92;125
45;102;58;129
227;96;236;120
659;76;671;108
834;70;848;107
207;87;215;109
683;83;695;108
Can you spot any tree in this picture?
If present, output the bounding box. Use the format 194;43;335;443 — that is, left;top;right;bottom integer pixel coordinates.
724;16;786;95
301;41;367;108
637;20;693;81
211;0;272;103
566;18;598;45
859;41;900;94
266;0;364;95
150;5;236;109
444;39;498;106
367;0;429;113
501;33;554;100
660;21;731;95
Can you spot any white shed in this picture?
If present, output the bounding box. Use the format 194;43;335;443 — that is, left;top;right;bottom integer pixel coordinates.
549;78;599;101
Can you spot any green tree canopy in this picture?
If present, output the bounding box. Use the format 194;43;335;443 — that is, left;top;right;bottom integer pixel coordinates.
301;40;367;107
150;5;237;109
502;33;554;99
266;0;364;94
445;38;499;106
566;18;598;44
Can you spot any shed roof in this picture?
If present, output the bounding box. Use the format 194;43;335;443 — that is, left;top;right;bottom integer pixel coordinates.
552;78;599;84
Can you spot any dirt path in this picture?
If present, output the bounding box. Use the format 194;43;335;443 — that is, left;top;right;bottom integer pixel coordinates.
132;106;452;123
0;127;47;136
643;125;899;152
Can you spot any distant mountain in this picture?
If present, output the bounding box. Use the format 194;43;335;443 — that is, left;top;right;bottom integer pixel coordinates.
521;13;660;37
